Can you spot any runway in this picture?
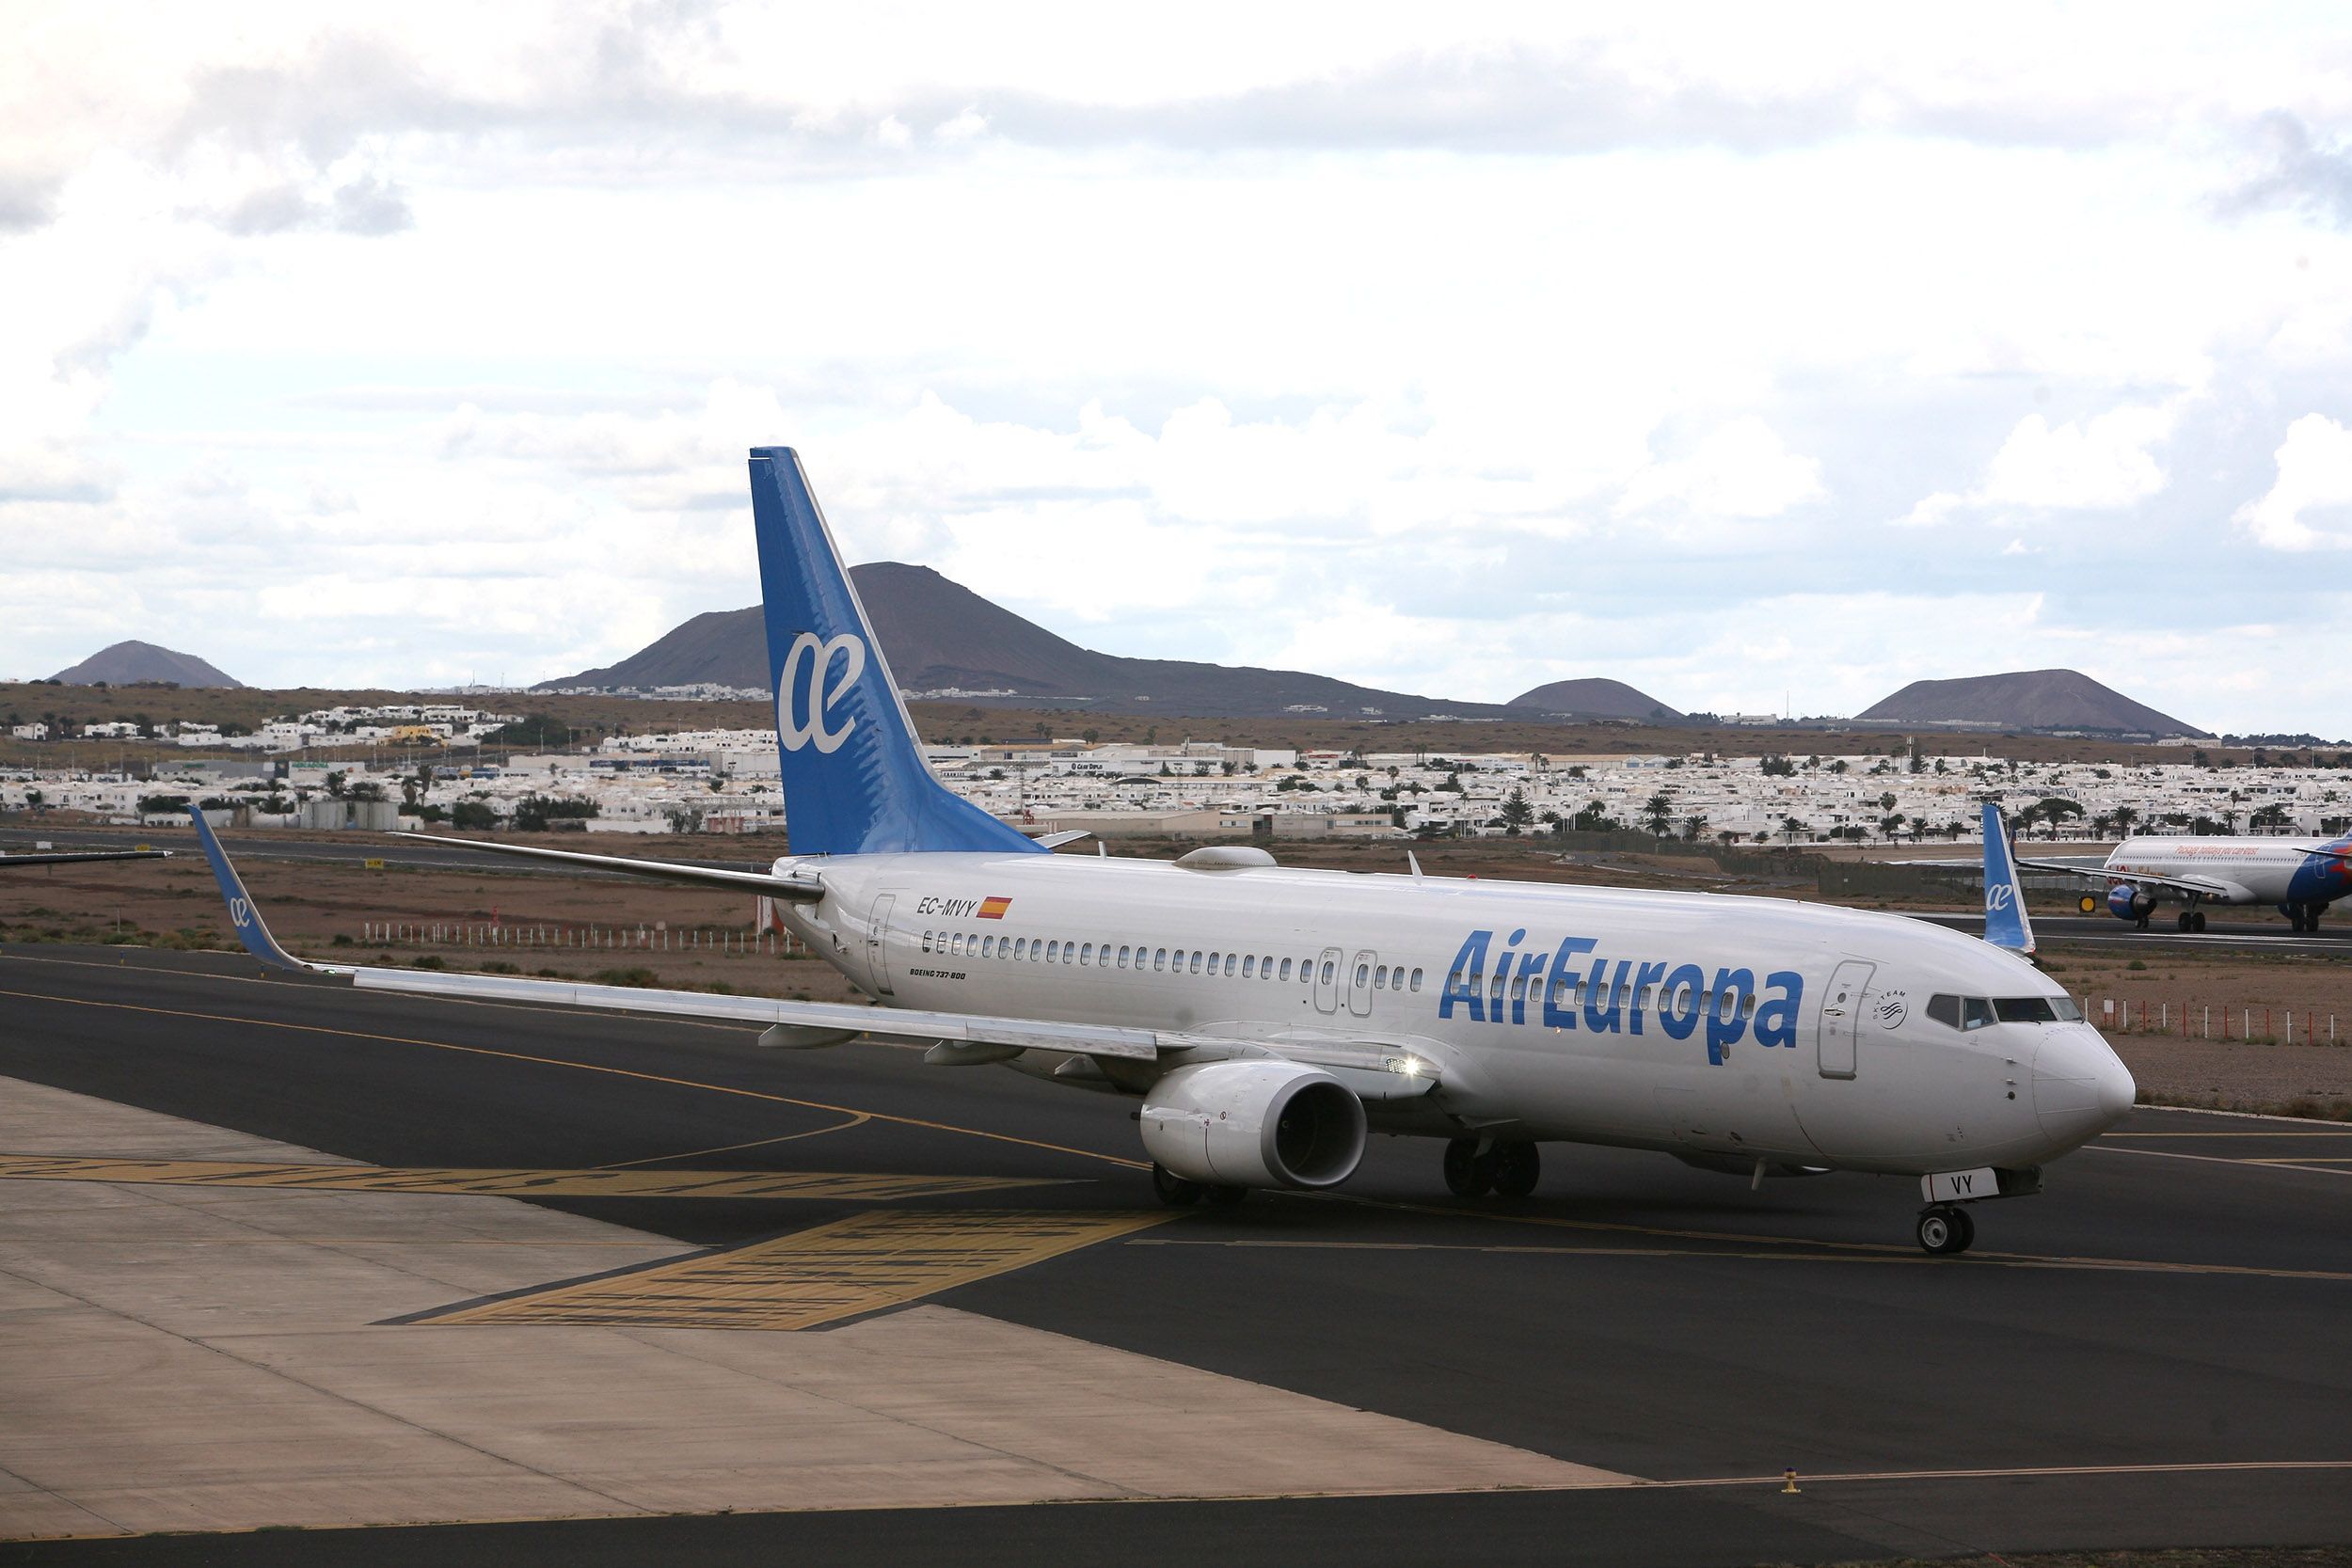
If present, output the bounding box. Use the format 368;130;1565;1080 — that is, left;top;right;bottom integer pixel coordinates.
4;943;2350;1564
1917;910;2352;952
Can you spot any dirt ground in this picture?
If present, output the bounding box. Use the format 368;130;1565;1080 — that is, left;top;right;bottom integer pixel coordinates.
4;831;2345;1118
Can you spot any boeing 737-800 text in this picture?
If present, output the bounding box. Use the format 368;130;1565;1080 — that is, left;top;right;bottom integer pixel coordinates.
188;447;2134;1256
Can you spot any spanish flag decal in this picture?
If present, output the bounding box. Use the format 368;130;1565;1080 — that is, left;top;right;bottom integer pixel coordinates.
977;895;1013;919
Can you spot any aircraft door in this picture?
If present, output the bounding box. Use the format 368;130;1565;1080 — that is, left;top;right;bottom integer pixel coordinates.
1313;945;1343;1015
866;892;899;998
1346;949;1377;1018
1817;958;1874;1080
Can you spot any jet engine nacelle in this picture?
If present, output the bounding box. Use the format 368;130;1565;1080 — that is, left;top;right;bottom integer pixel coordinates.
1140;1060;1366;1190
2107;883;2155;921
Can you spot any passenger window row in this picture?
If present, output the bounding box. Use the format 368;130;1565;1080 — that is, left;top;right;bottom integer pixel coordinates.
918;928;1423;991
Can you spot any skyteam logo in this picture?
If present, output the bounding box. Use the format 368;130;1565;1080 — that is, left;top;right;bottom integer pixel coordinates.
776;631;866;754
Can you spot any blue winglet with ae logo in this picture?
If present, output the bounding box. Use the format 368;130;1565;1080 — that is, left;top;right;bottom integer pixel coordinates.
186;809;310;972
750;447;1043;858
1980;802;2037;958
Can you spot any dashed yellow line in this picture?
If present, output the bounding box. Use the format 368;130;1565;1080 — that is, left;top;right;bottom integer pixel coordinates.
421;1208;1178;1330
0;1155;1065;1202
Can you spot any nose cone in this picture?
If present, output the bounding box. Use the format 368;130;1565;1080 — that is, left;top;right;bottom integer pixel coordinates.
2033;1028;2137;1148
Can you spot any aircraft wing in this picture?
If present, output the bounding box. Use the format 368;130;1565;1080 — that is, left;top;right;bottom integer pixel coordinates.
0;848;170;867
394;832;822;899
2009;856;2243;901
190;814;1260;1069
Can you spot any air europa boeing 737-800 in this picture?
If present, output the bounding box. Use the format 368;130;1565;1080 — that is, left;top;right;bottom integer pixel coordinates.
2013;836;2351;933
187;446;2134;1256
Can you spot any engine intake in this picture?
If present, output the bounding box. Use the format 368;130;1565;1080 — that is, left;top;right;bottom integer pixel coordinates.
2107;883;2154;921
1140;1061;1366;1190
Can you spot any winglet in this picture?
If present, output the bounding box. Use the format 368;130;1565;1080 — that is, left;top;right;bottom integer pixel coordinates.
1980;802;2037;958
185;811;311;972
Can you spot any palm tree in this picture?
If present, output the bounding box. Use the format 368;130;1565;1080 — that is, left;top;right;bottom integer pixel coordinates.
1643;794;1674;837
2111;805;2139;839
1682;813;1708;843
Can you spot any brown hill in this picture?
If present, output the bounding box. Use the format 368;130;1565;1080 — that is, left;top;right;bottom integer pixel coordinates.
1856;669;2207;737
1508;678;1683;722
540;562;1522;721
49;641;243;689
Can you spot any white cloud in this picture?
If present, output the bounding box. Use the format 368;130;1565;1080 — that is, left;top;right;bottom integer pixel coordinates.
1981;404;2174;510
1615;417;1822;520
2233;413;2352;550
4;9;2352;732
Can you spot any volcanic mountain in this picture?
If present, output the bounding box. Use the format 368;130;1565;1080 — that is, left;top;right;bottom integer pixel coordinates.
1507;678;1684;723
539;562;1527;721
49;641;244;689
1856;669;2207;737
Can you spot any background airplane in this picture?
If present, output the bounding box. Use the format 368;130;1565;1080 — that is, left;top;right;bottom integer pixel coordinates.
2013;832;2352;932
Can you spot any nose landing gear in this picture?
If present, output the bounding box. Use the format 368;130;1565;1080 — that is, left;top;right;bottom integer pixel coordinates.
1915;1203;1976;1256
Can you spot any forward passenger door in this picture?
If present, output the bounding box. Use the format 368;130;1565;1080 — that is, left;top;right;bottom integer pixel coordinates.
1817;959;1874;1080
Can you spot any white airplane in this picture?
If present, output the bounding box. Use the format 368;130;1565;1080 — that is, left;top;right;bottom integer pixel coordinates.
2012;833;2352;933
186;447;2134;1257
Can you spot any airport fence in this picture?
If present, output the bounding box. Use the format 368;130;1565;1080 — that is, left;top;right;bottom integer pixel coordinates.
2082;996;2340;1046
360;920;804;958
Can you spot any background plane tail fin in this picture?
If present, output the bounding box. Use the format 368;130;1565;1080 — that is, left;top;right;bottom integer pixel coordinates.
749;448;1042;858
1980;802;2037;957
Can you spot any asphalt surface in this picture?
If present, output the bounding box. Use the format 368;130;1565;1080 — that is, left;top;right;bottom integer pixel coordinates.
4;943;2350;1565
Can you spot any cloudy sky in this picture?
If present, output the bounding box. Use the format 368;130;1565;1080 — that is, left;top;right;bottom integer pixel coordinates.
6;4;2352;734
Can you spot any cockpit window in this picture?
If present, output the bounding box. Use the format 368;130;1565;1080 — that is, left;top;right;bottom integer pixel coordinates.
1931;994;2078;1029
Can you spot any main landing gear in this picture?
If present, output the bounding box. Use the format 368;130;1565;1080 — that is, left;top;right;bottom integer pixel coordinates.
2287;904;2326;934
2175;910;2207;933
1443;1137;1541;1198
1151;1164;1248;1208
1915;1204;1976;1256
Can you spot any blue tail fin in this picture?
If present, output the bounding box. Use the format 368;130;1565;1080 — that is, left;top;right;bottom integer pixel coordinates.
750;448;1042;858
1980;802;2036;957
186;810;309;971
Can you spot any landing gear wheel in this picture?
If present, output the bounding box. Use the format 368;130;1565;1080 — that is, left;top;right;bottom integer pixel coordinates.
1204;1184;1248;1208
1152;1164;1202;1208
1443;1137;1493;1198
2135;914;2151;930
2191;911;2207;933
2289;907;2310;933
1491;1142;1541;1198
2176;911;2194;931
1915;1204;1975;1256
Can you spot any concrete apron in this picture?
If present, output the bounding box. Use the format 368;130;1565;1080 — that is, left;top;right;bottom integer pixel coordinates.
0;1077;1628;1541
